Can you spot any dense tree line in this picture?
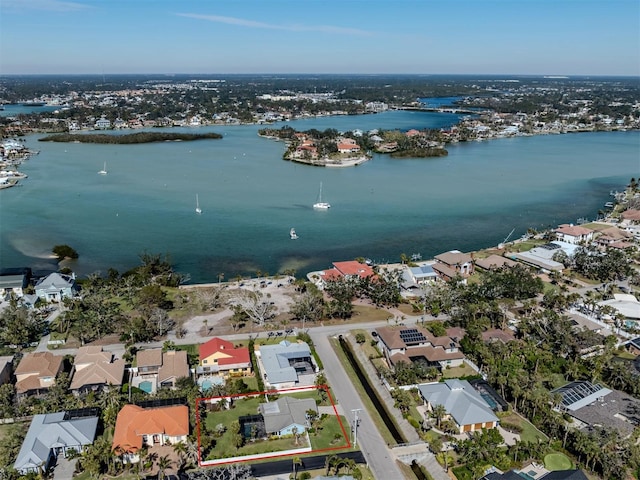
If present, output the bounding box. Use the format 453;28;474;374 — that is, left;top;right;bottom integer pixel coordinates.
39;131;222;144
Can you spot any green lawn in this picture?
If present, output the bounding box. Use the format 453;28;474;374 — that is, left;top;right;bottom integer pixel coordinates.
202;394;349;460
329;337;399;446
498;411;548;443
442;363;479;379
309;414;350;450
544;452;573;471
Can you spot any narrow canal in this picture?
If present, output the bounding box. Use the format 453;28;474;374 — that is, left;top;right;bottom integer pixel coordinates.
337;335;406;445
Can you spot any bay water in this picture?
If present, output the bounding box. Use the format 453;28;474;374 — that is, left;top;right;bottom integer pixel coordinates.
1;110;638;283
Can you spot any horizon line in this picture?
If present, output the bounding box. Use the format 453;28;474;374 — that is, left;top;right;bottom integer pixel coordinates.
1;72;639;78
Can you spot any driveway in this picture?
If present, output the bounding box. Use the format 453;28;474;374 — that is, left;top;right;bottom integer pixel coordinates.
53;456;77;480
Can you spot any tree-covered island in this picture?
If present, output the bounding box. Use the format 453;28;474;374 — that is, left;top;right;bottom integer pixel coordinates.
38;131;222;144
258;125;447;166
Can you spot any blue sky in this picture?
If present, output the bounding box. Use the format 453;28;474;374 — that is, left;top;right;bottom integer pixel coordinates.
1;0;638;75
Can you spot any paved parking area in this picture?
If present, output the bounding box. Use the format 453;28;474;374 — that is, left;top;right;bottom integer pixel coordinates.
53;456;76;480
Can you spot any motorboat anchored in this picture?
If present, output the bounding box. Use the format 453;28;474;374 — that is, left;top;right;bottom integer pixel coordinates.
290;228;298;240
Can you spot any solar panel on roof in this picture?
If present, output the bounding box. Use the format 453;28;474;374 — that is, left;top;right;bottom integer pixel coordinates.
399;328;427;345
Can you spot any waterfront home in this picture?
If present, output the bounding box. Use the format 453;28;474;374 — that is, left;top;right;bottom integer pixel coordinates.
554;224;594;244
375;325;464;373
70;346;125;395
112;404;189;463
433;250;474;282
313;260;376;289
336;137;361;154
255;340;316;390
197;337;251;380
0;273;28;299
419;379;499;434
94;117;111;129
14;409;98;475
15;352;64;398
511;243;566;272
34;272;77;302
474;254;518;270
133;348;189;393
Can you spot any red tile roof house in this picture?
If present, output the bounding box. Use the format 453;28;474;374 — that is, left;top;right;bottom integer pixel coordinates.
336;138;361;154
197;337;252;380
554;224;595;245
313;260;376;289
112;404;189;464
433;250;475;282
375;325;464;374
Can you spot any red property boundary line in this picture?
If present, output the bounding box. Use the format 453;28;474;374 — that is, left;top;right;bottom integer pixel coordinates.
195;385;351;467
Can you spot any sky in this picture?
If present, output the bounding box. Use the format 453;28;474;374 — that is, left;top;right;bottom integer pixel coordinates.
1;0;639;76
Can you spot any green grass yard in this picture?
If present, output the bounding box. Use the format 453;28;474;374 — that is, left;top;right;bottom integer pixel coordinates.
498;411;548;443
544;452;573;470
201;393;349;460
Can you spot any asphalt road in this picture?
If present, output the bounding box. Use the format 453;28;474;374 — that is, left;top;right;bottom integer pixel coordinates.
310;328;407;480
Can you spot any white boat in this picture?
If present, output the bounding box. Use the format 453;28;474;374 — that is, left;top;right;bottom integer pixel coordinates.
290;228;298;240
195;194;202;214
313;182;331;209
98;161;107;175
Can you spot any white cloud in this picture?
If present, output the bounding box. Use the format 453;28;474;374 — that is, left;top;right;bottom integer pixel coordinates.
175;13;373;36
1;0;91;12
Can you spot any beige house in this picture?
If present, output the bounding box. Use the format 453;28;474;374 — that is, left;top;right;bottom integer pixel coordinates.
133;349;189;393
433;250;474;281
554;224;594;244
375;325;464;372
70;346;125;394
15;352;64;397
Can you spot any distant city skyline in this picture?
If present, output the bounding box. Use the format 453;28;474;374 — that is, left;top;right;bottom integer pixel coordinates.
1;0;639;76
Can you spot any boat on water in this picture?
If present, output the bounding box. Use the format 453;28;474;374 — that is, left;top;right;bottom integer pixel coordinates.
313;182;331;209
21;101;46;107
604;202;615;208
195;194;202;214
290;228;298;240
98;161;107;175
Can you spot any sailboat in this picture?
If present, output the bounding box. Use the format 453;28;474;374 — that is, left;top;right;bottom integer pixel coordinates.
195;194;202;214
98;161;107;175
313;182;331;209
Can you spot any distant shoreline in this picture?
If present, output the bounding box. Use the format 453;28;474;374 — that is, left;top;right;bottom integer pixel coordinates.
38;131;223;144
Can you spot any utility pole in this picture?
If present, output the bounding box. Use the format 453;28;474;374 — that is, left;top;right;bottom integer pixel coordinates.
351;408;362;447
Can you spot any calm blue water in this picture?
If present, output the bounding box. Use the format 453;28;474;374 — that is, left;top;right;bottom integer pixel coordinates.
1;110;638;283
0;104;61;117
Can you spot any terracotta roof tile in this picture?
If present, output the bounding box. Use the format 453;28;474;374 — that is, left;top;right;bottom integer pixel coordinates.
112;404;189;454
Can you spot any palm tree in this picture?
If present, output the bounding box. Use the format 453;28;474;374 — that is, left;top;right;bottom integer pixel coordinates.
156;455;172;480
432;403;447;429
292;456;302;480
